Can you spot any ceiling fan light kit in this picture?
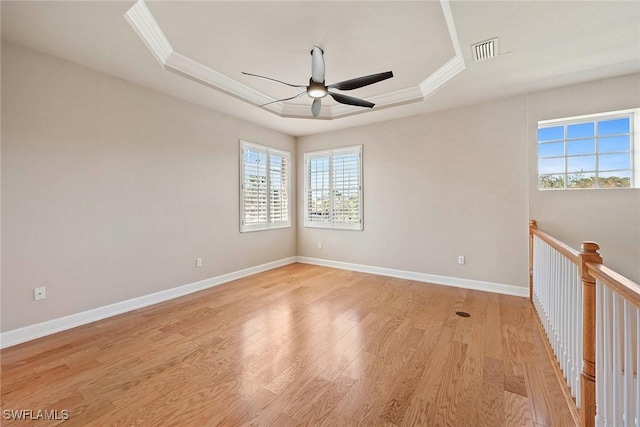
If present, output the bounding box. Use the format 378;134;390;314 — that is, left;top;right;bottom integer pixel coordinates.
307;81;327;99
244;46;393;118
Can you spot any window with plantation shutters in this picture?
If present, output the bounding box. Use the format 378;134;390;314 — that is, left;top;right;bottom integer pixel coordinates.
240;141;290;232
304;145;363;230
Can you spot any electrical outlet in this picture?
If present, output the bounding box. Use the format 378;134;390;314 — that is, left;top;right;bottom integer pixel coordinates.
196;258;203;267
34;286;46;301
458;256;465;265
317;241;323;249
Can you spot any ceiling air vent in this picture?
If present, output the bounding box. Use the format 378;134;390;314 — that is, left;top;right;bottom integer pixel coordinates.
472;38;498;62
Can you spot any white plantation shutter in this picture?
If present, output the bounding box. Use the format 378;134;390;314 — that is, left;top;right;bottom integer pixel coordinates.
304;145;362;231
240;141;290;232
269;153;289;223
242;145;267;227
332;147;361;229
306;154;331;227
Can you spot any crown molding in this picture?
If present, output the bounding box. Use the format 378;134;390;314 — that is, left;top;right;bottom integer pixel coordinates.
165;51;280;114
439;0;463;58
125;0;465;120
124;0;172;65
281;103;329;120
327;86;425;119
419;55;466;98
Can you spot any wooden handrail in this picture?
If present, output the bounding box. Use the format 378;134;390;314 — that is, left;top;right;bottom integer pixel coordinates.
586;262;640;308
530;220;639;427
530;224;580;265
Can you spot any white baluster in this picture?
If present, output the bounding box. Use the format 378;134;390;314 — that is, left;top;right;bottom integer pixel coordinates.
552;246;557;353
559;254;563;361
623;300;633;427
568;259;575;397
596;281;603;423
635;308;640;426
577;264;583;404
604;285;613;426
544;240;550;341
614;293;622;425
568;260;572;391
532;238;588;401
576;264;582;402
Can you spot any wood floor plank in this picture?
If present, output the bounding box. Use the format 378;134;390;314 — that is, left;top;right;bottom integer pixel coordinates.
485;292;504;361
378;321;440;425
454;295;488;426
479;356;507;426
287;374;356;424
427;340;469;426
0;264;577;426
504;390;535;427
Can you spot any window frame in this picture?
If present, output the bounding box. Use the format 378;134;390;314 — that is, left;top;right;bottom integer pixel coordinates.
239;140;291;233
303;145;363;231
537;109;638;190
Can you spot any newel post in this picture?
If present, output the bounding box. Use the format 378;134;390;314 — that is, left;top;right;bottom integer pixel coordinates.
580;241;602;427
529;220;537;303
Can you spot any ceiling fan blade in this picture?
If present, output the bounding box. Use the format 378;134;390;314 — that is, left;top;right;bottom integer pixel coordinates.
312;98;322;117
311;46;325;84
242;72;306;88
328;71;393;91
328;91;374;108
259;91;307;107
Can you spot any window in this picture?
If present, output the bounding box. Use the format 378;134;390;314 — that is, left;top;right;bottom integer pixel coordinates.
304;145;363;230
537;109;638;189
240;140;290;232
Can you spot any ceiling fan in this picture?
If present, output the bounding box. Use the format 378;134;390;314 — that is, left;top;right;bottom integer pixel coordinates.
243;47;393;117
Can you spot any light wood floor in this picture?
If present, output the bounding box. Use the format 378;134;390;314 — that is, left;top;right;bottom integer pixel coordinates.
1;263;576;426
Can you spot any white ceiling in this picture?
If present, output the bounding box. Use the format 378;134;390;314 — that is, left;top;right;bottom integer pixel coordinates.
2;1;639;137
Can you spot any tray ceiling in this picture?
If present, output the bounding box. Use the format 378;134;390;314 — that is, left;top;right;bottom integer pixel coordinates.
2;1;639;136
126;0;464;119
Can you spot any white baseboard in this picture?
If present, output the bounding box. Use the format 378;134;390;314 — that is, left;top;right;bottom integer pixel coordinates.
296;256;528;298
0;257;297;349
1;255;526;349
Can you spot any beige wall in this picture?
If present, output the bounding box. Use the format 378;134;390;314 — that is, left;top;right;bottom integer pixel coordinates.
3;40;638;335
297;96;531;288
1;42;296;331
527;74;640;282
297;73;639;287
